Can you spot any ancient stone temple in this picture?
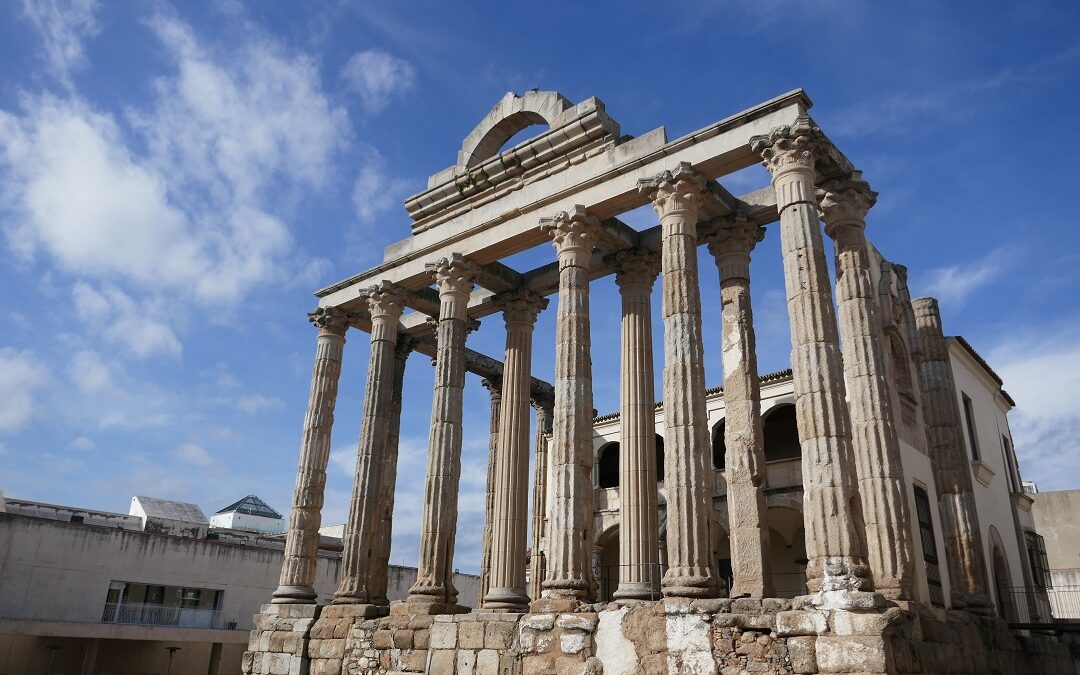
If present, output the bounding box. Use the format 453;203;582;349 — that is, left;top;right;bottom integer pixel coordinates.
242;91;1075;674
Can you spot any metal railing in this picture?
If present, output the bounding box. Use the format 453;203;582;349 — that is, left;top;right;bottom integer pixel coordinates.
592;564;809;602
101;602;224;629
998;586;1080;626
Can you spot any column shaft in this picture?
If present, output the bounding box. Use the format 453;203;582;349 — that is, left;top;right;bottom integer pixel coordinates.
538;206;600;607
528;400;554;601
479;378;502;606
335;284;405;604
751;122;871;595
408;254;478;608
612;250;661;601
707;216;773;599
273;307;351;604
821;175;916;601
367;335;412;605
484;291;546;610
640;164;716;599
913;297;992;611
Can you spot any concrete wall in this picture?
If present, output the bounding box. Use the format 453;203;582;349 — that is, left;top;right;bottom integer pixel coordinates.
1031;489;1080;587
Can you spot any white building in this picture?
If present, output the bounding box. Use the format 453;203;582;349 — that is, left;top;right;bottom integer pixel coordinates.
208;495;286;535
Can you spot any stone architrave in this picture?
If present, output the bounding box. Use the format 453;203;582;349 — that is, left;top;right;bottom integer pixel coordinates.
273;306;352;604
750;120;872;597
335;283;407;605
478;376;502;606
611;248;661;601
820;174;917;601
484;289;548;611
912;297;992;611
368;334;413;605
706;214;773;599
639;163;717;599
407;254;479;609
528;397;554;602
537;206;601;607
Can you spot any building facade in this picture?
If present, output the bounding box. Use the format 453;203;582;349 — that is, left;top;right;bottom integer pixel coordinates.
241;89;1076;674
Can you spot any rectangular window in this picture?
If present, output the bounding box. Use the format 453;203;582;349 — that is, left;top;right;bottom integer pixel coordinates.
1025;530;1051;589
1001;435;1019;492
913;485;945;607
961;393;980;461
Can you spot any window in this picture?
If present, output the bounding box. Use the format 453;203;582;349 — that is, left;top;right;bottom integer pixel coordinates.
1001;435;1019;493
913;485;944;607
655;435;665;483
597;443;619;489
711;420;726;470
1025;530;1051;589
961;393;980;461
763;405;801;462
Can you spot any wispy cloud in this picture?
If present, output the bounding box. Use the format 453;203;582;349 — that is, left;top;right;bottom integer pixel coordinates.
340;49;416;114
990;325;1080;492
174;442;216;467
922;247;1012;308
19;0;100;90
0;347;48;433
236;394;284;415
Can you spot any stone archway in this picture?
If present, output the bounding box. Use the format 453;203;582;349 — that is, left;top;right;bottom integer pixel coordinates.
457;91;573;168
989;526;1017;621
595;523;621;602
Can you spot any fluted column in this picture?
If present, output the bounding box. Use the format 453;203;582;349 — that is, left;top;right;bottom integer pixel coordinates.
484;290;548;610
750;120;871;597
820;174;917;601
368;334;413;605
913;297;992;611
537;206;600;607
639;163;716;599
612;249;661;601
407;253;478;609
479;377;502;606
273;307;352;604
335;283;407;604
529;398;554;602
706;214;773;599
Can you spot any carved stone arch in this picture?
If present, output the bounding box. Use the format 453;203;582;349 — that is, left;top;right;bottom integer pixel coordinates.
458;91;573;169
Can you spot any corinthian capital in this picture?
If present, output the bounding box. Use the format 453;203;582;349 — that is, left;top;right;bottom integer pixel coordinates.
613;248;660;290
426;253;479;297
494;287;548;329
749;117;824;177
637;162;706;218
307;306;353;336
360;281;407;324
706;213;765;282
817;173;877;236
541;205;601;265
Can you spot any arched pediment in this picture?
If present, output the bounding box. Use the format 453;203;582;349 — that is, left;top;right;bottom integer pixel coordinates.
457;91;573;169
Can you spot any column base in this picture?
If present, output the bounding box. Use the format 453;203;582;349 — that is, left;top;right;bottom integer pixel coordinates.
393;598;471;616
482;587;530;612
530;591;592;614
661;569;717;599
271;585;317;604
612;582;659;602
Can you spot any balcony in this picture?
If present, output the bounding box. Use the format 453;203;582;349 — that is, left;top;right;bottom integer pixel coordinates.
101;602;226;629
999;585;1080;631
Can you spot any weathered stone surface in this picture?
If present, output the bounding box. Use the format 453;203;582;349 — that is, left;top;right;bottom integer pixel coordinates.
815;635;887;673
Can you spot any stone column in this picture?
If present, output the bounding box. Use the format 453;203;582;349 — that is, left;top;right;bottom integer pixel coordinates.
406;253;478;610
750;121;872;597
639;163;716;599
820;174;917;601
368;334;413;605
706;214;773;599
611;248;662;601
334;283;406;605
479;377;502;606
529;397;554;602
912;297;992;611
484;290;548;610
273;307;352;604
537;206;600;608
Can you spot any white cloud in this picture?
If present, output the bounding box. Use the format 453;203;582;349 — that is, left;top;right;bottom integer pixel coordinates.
352;145;412;226
341;49;415;114
236;394;284;414
923;247;1011;308
71;282;181;359
68;349;110;394
68;436;96;451
0;14;349;307
174;442;215;467
0;348;48;433
19;0;100;89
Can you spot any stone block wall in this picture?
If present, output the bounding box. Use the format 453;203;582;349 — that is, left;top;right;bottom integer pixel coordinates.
242;598;1076;675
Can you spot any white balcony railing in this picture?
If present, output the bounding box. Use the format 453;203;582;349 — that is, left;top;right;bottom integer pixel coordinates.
101;602;223;629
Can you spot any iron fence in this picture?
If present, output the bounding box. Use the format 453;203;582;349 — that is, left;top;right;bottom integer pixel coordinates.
998;585;1080;625
102;601;223;629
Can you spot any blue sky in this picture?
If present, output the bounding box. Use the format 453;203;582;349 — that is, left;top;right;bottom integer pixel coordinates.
1;0;1078;574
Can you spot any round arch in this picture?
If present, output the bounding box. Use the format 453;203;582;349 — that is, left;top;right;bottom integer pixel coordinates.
763;404;800;462
458;91;572;168
711;419;726;470
988;526;1017;621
